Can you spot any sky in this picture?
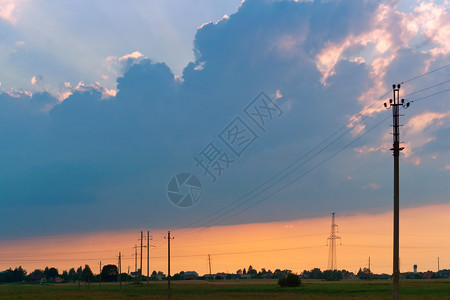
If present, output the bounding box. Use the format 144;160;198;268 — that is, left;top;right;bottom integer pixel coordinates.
1;204;449;275
0;0;449;274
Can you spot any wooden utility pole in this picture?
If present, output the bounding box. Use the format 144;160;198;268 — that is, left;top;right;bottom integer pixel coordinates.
140;231;143;282
384;84;409;300
147;231;150;284
134;244;138;281
165;231;174;299
118;252;122;290
99;261;102;287
208;254;212;279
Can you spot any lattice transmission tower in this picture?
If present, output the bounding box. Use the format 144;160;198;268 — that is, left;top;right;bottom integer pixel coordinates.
327;212;341;270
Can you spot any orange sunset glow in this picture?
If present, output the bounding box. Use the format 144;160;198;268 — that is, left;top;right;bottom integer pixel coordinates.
1;203;448;276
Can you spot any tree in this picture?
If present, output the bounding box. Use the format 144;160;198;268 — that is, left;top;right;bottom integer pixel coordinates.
13;266;27;282
76;266;83;289
44;267;59;280
150;270;158;280
307;268;323;279
82;265;94;284
278;273;301;287
76;266;83;280
157;271;166;280
29;269;45;282
357;268;372;280
273;269;291;279
101;264;118;282
323;270;343;281
68;268;77;282
0;267;27;282
61;270;69;281
248;265;257;278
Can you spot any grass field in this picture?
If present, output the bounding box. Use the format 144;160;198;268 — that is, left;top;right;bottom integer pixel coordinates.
1;279;450;299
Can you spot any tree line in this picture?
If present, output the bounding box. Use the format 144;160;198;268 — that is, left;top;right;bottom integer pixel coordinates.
0;265;123;284
1;265;449;283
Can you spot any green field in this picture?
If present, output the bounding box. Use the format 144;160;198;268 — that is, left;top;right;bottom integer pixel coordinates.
1;279;450;299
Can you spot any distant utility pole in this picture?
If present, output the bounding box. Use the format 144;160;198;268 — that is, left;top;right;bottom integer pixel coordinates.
118;252;122;290
208;254;212;279
368;257;371;273
327;212;341;270
438;257;440;271
147;231;152;284
134;244;138;281
384;83;409;300
140;231;143;281
99;261;102;287
165;231;174;300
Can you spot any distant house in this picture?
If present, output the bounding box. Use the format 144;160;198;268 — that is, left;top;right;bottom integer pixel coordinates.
150;271;165;281
240;273;252;279
184;271;199;280
423;271;434;279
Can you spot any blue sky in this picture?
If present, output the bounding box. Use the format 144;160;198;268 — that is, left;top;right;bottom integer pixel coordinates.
0;0;449;239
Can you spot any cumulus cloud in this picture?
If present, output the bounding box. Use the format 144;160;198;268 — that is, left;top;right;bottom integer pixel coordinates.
58;81;117;101
0;0;20;24
31;75;43;85
401;111;450;162
102;51;148;87
315;0;450;136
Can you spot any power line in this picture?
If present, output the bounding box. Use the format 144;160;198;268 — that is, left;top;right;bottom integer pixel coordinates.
403;78;450;98
409;87;450;103
0;249;116;256
148;244;326;259
177;75;450;237
174;232;328;248
178;107;389;237
0;257;117;262
183;111;382;236
187;113;391;231
401;62;450;84
342;244;450;250
176;92;391;235
341;232;450;238
177;71;448;235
